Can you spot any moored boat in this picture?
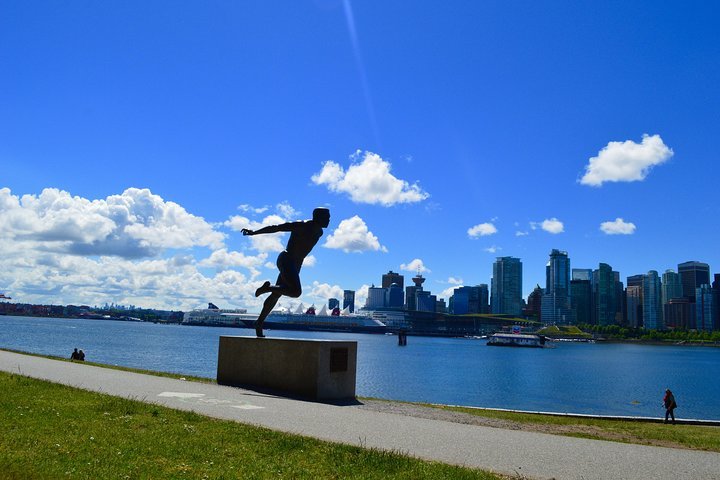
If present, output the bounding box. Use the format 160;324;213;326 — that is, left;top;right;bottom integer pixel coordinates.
486;333;547;348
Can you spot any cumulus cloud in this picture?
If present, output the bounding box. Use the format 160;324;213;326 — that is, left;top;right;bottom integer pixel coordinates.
484;246;501;253
309;281;344;302
531;218;564;234
447;277;463;285
303;255;317;267
440;285;460;300
0;187;224;258
311;151;429;206
580;134;673;187
199;249;267;278
323;216;387;253
400;258;430;274
355;284;370;309
600;218;637;235
225;213;289;253
238;204;269;214
467;222;497;238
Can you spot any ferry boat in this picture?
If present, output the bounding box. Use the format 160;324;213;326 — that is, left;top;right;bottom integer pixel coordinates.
182;303;387;334
486;333;547;348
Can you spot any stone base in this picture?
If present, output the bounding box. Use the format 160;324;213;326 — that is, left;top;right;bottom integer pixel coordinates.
217;336;357;400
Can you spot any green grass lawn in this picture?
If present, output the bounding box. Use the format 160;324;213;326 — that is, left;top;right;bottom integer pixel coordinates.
0;371;500;479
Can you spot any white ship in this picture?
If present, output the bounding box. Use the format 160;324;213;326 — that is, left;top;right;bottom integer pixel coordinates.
183;303;387;334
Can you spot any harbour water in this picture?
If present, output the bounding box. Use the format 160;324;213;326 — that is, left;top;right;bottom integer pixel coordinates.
2;315;719;420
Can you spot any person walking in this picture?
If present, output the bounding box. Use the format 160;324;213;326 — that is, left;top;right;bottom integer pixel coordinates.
663;389;677;424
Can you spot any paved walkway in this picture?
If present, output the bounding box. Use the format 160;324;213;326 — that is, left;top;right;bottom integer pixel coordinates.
1;350;719;480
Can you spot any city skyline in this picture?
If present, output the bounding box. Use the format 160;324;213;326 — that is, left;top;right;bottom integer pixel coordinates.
2;2;719;311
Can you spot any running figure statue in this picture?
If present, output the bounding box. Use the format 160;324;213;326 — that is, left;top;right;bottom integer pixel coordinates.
242;208;330;337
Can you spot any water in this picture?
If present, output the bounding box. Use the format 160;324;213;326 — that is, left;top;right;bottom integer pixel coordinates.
2;315;719;420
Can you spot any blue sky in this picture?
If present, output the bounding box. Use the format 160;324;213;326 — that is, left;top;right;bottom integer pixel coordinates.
2;1;719;311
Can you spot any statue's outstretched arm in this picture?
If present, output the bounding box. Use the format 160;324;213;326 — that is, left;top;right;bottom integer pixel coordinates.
242;222;301;236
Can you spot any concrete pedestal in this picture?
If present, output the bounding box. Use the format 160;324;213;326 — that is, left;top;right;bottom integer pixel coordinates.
217;336;357;400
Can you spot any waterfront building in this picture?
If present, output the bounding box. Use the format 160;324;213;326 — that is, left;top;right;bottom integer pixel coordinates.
695;284;716;332
385;283;404;309
328;298;339;310
366;285;386;309
678;261;710;303
436;298;447;313
664;297;694;329
661;270;683;305
643;271;663;330
382;270;404;289
626;286;641;328
405;274;426;311
572;268;592;281
526;285;543;320
451;285;488;315
714;274;720;331
343;290;355;313
570;279;592;325
626;274;645;326
416;290;436;312
541;249;573;324
594;263;616;326
491;256;523;316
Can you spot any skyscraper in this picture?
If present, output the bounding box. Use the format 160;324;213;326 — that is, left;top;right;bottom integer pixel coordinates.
626;274;645;326
695;284;716;332
491;257;523;316
343;289;355;313
572;269;592;281
595;263;616;326
678;261;710;303
626;286;641;328
643;270;663;330
570;279;592;325
451;285;486;315
661;269;683;305
542;249;573;324
382;270;404;289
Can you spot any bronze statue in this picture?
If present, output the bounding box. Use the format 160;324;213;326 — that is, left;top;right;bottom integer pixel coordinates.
242;208;330;337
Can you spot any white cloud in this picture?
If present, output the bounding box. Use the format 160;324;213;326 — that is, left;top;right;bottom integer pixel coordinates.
323;216;387;253
311;151;429;206
225;213;289;253
303;255;317;267
600;218;637;235
440;285;460;300
467;222;497;238
515;231;529;237
238;204;269;214
484;246;501;253
580;134;673;187
447;276;463;285
400;258;430;274
0;187;224;258
355;284;370;309
309;281;344;302
532;218;564;234
199;249;267;278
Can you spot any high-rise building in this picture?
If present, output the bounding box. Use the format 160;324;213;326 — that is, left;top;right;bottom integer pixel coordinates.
678;261;710;303
570;279;592;325
572;269;592;281
385;283;404;308
542;249;573;324
416;290;436;312
491;257;523;316
365;285;386;309
713;274;720;331
328;298;340;310
595;263;616;326
382;271;404;289
526;285;543;320
661;270;683;305
696;284;716;332
343;290;355;313
664;297;693;330
643;270;663;330
405;274;426;311
626;274;645;326
626;286;642;328
451;285;487;315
